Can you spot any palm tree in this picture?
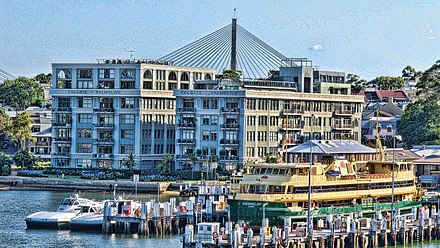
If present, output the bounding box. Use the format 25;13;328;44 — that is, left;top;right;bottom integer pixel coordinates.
122;152;136;175
188;153;199;180
157;154;174;175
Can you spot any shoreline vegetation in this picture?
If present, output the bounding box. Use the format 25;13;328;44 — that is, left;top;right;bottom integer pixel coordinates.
0;176;211;194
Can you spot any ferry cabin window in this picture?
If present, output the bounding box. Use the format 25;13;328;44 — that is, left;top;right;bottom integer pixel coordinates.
266;168;273;174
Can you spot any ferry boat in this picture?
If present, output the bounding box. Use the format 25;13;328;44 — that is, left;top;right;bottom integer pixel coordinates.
25;194;103;229
229;140;423;226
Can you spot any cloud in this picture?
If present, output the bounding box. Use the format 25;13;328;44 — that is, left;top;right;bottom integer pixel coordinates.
309;43;323;51
428;36;435;40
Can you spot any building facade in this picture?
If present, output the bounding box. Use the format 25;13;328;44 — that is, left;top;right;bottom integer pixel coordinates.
174;80;364;172
50;60;214;171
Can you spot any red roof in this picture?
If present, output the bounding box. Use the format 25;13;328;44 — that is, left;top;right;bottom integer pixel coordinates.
377;90;407;99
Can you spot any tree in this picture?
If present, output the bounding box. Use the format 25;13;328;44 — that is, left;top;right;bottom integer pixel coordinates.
13;149;39;170
0;153;12;175
157;154;174;175
367;76;404;90
216;70;241;81
0;109;11;138
402;65;417;79
0;77;44;110
416;60;440;98
397;98;440;146
33;73;52;85
122;152;136;174
9;112;35;149
346;74;367;94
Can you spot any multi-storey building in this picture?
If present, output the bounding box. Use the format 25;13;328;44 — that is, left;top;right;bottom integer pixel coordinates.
174;79;364;172
50;59;214;171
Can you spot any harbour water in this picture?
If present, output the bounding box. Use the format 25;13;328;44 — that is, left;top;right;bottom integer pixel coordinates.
0;190;181;247
1;189;440;248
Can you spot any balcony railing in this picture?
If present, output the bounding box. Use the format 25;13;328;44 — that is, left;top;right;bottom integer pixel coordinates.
219;156;239;161
177;122;196;128
177;107;195;113
52;107;71;112
52;122;72;127
220;139;239;145
279;138;301;145
93;138;114;143
332;124;353;129
52;153;70;158
221;123;239;129
94;107;114;113
220;107;240;114
53;137;72;142
334;109;354;115
93;123;115;128
93;154;113;159
177;139;196;144
35;142;49;146
281;108;304;115
279;124;302;129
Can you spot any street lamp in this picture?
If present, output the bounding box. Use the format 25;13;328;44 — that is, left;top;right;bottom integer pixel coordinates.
307;114;315;242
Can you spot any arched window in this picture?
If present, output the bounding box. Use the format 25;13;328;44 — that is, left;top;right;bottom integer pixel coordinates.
168;71;177;81
180;72;189;81
143;70;152;79
204;74;212;80
57;69;71;79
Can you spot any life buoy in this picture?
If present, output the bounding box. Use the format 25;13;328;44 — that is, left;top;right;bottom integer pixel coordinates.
123;205;131;215
341;222;347;228
212;232;219;239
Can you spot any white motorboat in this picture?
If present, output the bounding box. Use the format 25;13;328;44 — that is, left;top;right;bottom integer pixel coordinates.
70;212;103;232
25;194;102;229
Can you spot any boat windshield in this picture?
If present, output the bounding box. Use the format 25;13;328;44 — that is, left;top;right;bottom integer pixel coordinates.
61;198;78;206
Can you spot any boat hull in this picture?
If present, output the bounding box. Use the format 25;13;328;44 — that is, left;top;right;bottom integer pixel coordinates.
228;199;421;226
70;214;103;232
25;211;76;230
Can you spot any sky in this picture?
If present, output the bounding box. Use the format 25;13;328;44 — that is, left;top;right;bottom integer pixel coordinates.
0;0;439;80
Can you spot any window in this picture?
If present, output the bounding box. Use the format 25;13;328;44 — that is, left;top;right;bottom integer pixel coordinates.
121;129;134;139
78;114;92;123
98;114;114;124
77;159;91;168
202;130;209;141
121;98;135;108
77;144;92;153
78;97;93;108
211;99;218;109
168;71;177;81
156;70;165;80
78;69;93;79
121;81;135;89
142;145;151;154
57;69;71;79
210;132;217;141
77;80;94;89
99;81;114;89
204;74;212;80
99;69;115;79
78;128;92;138
210;116;218;125
98;131;113;139
143;70;152;79
181;72;189;81
58;98;70;108
202;116;210;125
121;69;135;79
121;114;135;124
120;145;133;154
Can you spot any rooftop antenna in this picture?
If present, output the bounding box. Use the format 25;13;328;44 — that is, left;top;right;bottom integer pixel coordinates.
127;50;135;60
233;8;237;18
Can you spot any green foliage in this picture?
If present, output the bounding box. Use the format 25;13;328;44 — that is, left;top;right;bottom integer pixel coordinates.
367;76;404;90
9;112;35;149
0;77;44;110
33;73;52;85
157;154;174;175
13;149;39;170
216;70;242;81
122;152;136;174
0;110;11;138
265;154;278;164
402;65;417;79
346;74;367;94
0;153;12;176
397;98;440;146
416;60;440;98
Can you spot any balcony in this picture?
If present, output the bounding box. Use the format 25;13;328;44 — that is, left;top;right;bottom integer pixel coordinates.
94;107;114;113
93;153;114;159
52;107;71;112
279;124;302;130
220;139;239;145
52;153;70;158
52;122;72;128
35;142;49;146
332;123;353;129
279;138;301;145
219;156;239;161
93;123;115;129
334;109;354;115
177;122;196;129
177;107;195;113
93;138;114;144
177;139;196;144
281;108;304;115
221;123;239;129
53;137;72;142
220;107;240;114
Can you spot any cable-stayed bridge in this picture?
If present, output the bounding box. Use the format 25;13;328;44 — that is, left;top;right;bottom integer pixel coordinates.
160;19;287;79
0;69;16;84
